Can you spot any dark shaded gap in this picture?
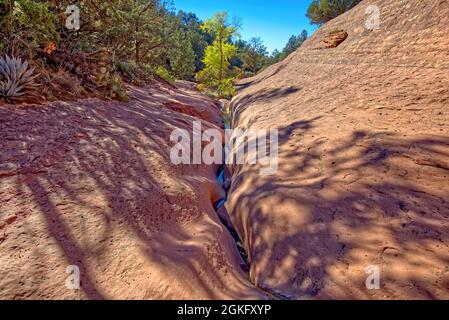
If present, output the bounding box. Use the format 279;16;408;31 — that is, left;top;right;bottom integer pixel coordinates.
214;165;249;271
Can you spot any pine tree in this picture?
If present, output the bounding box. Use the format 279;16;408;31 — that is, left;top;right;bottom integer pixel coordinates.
306;0;363;25
242;37;268;74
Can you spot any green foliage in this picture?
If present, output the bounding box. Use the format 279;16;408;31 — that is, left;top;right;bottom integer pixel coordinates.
201;12;238;43
116;61;140;83
201;41;237;79
0;0;57;55
229;39;246;70
244;70;255;78
196;41;238;97
196;12;239;97
269;49;281;62
169;30;196;80
218;78;236;98
86;0;167;66
0;55;38;102
306;0;363;25
0;1;286;102
155;66;175;84
242;37;268;74
177;11;213;72
53;0;206;82
328;28;345;35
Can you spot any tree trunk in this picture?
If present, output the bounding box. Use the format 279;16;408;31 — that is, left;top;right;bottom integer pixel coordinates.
219;34;223;81
135;22;141;66
136;39;141;66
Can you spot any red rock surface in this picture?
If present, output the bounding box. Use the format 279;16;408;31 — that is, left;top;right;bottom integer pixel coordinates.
0;81;265;299
323;30;348;48
227;0;449;299
1;0;448;301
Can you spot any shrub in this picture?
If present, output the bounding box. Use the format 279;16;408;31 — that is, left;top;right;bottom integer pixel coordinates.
244;71;255;78
0;0;57;55
218;78;236;98
196;69;236;98
155;66;176;84
0;55;38;103
40;68;87;101
106;73;129;102
116;61;140;83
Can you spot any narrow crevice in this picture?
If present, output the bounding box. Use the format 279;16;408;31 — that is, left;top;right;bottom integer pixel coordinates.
213;164;250;272
211;100;250;272
209;100;292;299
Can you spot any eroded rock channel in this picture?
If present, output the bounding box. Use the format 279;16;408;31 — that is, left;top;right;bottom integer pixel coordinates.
0;81;264;300
1;0;448;300
212;100;250;273
214;165;249;271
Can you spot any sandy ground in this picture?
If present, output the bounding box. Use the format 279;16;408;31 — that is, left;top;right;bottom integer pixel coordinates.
226;0;449;299
0;81;265;299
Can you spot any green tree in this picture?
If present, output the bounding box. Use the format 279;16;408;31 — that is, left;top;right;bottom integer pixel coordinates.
196;12;239;97
104;0;168;66
55;0;199;80
168;28;196;79
242;37;267;74
200;12;238;81
269;49;281;63
0;0;57;56
306;0;362;25
283;35;299;57
176;11;212;72
229;39;246;70
280;29;308;59
197;40;237;85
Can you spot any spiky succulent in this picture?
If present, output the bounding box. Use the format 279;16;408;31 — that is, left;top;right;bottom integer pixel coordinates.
0;55;38;103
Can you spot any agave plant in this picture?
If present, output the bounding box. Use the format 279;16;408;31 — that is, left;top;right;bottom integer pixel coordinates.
0;55;38;103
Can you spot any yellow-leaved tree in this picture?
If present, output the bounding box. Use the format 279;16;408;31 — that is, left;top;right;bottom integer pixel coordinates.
196;12;239;98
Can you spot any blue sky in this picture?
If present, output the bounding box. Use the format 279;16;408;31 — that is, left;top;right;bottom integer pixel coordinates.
172;0;317;53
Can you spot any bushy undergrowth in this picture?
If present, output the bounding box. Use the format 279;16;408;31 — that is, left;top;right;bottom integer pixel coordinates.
0;0;207;103
155;66;176;85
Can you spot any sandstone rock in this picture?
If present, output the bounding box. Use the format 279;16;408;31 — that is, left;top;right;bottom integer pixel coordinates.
0;80;265;300
323;30;348;48
228;0;449;300
3;215;17;225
